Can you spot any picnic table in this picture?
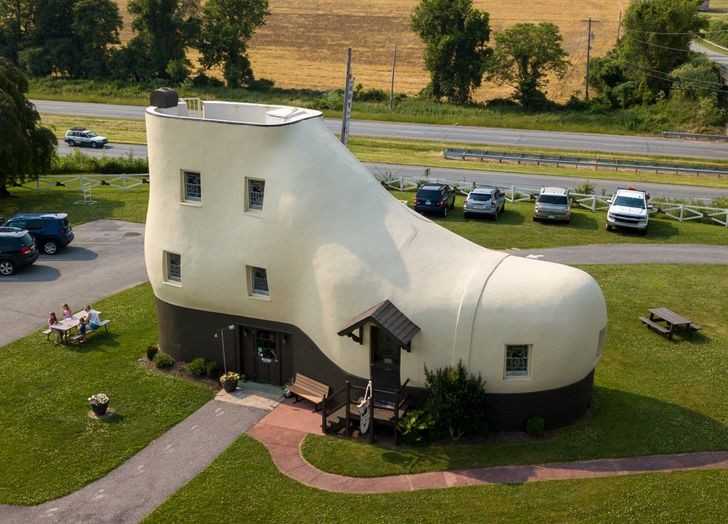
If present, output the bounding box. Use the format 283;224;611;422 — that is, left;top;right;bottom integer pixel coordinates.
640;307;701;340
48;310;104;345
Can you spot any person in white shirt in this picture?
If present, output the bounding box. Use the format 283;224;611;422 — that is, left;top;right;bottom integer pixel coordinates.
85;305;102;330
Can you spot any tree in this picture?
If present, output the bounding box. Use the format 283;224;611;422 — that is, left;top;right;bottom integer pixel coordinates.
0;0;34;65
71;0;122;77
0;59;56;197
488;22;569;109
411;0;491;104
127;0;200;81
621;0;706;97
197;0;268;88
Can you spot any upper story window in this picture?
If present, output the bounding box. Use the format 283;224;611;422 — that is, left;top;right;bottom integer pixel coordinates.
246;178;265;212
247;266;269;297
182;170;201;203
505;345;530;378
165;251;181;283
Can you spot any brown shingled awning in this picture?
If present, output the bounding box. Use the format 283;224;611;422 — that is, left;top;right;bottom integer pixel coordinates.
337;299;420;351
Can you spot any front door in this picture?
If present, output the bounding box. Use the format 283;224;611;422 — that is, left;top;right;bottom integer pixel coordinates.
240;328;282;385
370;325;401;395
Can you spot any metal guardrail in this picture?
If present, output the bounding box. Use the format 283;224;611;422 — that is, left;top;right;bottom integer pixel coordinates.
375;172;728;227
443;148;728;178
661;131;728;142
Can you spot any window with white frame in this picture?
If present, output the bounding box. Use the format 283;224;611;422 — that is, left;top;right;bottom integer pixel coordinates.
165;251;181;283
247;266;269;297
246;178;265;211
182;170;201;202
505;345;530;378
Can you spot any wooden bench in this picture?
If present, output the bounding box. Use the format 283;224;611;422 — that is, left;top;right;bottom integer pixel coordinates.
639;316;672;338
69;320;112;344
41;328;53;341
287;373;329;410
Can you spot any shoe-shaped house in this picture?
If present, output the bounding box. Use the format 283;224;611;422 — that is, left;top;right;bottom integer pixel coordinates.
145;91;608;429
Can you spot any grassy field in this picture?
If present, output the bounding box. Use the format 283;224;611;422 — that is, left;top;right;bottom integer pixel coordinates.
2;185;727;249
0;284;213;505
302;264;728;477
145;434;728;523
38;113;728;190
113;0;628;102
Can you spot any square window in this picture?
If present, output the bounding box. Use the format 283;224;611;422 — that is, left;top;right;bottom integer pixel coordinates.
246;178;265;211
182;170;201;203
247;266;269;297
165;251;181;283
505;345;530;378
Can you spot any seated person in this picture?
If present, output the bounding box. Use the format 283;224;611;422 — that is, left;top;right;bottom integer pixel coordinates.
62;304;73;320
77;317;88;343
85;305;102;330
48;312;59;327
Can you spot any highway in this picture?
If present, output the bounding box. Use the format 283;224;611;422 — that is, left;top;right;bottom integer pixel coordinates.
56;142;728;201
35;99;728;160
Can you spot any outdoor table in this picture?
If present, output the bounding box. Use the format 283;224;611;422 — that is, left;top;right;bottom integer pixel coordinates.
50;318;80;345
647;308;695;339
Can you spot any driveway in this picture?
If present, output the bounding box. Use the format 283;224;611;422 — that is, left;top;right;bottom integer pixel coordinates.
0;220;147;347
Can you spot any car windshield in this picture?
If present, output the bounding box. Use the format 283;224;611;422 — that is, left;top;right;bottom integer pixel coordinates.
417;190;443;200
614;196;645;209
538;195;568;205
469;193;491;201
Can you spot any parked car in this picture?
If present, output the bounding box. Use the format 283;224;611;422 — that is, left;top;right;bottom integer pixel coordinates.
3;213;74;254
463;186;506;219
64;128;108;148
606;188;649;234
533;187;571;223
414;184;456;217
0;227;38;276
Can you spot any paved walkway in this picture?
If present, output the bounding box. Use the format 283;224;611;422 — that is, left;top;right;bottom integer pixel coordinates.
248;403;728;493
0;394;275;524
510;243;728;265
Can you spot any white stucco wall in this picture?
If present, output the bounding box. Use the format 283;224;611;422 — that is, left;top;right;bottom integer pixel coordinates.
144;102;607;394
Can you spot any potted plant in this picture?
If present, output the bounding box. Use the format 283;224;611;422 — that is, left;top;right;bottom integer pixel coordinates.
220;371;241;393
146;344;159;361
88;393;110;417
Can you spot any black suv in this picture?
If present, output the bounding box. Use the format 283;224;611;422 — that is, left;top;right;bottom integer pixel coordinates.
3;213;74;255
414;184;457;217
0;227;39;276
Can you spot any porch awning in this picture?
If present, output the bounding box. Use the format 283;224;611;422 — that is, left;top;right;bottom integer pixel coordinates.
337;299;420;351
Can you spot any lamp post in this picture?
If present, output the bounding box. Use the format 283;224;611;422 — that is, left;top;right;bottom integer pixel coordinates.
213;324;236;373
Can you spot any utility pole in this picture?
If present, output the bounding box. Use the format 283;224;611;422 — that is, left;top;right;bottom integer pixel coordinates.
341;48;353;146
585;17;593;101
389;46;398;111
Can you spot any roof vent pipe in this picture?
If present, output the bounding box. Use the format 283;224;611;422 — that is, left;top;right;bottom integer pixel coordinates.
150;88;179;108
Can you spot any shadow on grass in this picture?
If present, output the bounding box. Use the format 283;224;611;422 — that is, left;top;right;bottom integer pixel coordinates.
537;212;599;231
609;218;681;241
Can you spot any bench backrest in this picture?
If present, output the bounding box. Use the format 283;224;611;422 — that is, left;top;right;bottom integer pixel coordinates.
293;373;329;397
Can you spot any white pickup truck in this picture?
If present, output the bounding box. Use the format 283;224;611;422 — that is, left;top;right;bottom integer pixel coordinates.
606;188;649;234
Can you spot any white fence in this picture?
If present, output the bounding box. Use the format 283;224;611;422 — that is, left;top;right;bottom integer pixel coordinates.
35;174;148;192
376;173;728;228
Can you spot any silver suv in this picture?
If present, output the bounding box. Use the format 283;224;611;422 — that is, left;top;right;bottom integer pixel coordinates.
463;187;506;219
64;128;108;149
533;187;571;223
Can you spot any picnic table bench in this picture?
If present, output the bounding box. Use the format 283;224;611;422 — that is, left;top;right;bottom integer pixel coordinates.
640;307;701;340
287;373;330;410
42;310;110;344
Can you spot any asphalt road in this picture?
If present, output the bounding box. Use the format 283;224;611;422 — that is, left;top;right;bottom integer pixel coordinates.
56;142;728;201
0;220;147;347
35;99;728;160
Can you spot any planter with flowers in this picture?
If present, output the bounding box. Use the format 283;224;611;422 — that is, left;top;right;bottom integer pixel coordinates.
88;393;110;417
220;372;241;393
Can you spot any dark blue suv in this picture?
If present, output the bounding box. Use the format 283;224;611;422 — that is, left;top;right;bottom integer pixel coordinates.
0;227;38;276
3;213;74;255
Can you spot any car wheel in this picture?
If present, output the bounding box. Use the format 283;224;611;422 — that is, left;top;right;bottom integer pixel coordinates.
43;241;58;255
0;260;15;276
464;212;469;219
606;224;612;231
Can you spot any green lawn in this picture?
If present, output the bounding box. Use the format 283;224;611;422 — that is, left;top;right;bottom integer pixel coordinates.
146;434;728;524
302;264;728;477
0;284;213;505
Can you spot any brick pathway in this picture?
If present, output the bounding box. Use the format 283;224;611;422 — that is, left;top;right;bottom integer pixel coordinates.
249;402;728;493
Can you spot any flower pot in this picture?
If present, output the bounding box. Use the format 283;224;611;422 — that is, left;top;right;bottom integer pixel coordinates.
222;380;238;393
91;402;109;417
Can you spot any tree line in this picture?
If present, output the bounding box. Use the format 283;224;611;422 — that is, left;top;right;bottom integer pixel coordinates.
0;0;269;88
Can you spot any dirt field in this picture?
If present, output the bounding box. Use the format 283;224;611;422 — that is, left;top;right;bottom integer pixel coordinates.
115;0;629;101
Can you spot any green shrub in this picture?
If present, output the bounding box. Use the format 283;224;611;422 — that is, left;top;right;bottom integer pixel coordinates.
155;353;175;370
146;344;159;361
185;357;207;377
423;361;488;440
51;150;148;174
526;416;546;437
205;360;221;379
398;409;436;445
